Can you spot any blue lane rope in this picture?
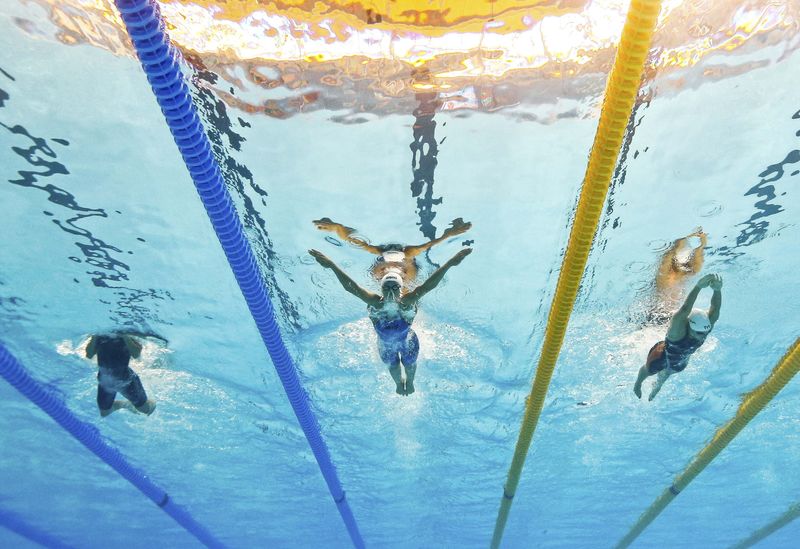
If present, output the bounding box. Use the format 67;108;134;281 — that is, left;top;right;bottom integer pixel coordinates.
0;507;75;549
112;1;364;546
0;342;224;548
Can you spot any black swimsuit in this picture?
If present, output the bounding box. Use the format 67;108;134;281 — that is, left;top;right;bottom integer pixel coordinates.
94;336;148;409
646;332;706;374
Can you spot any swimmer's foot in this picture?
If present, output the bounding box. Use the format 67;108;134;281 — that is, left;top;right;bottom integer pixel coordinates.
135;399;157;415
100;400;134;417
405;380;415;396
395;382;406;396
633;382;642;399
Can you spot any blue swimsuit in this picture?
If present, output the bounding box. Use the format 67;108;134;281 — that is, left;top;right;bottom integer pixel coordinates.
368;301;419;367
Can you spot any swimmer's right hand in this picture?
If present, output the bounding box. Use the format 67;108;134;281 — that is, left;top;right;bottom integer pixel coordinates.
450;247;473;265
446;218;472;236
309;249;334;268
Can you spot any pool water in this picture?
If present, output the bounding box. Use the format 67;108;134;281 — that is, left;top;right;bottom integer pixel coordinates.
1;1;799;547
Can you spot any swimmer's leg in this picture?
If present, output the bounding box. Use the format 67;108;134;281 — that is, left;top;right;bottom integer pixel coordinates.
633;365;650;399
135;400;157;415
635;342;666;399
378;339;405;395
403;364;416;396
399;330;420;396
388;363;405;396
97;384;120;417
312;218;382;254
404;218;472;258
648;370;671;401
120;374;156;416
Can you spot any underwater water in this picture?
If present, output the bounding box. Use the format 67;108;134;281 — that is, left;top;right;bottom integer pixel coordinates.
1;0;799;547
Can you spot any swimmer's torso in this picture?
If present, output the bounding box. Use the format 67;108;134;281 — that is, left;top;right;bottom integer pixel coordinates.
368;300;417;341
95;336;131;375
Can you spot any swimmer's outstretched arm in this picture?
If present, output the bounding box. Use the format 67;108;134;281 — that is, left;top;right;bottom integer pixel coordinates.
86;336;97;359
404;248;472;304
404;218;472;258
309;249;380;305
123;336;143;359
312;218;383;254
708;275;722;325
665;274;711;340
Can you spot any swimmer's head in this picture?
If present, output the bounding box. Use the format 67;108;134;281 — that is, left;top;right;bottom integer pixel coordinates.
688;309;712;337
380;271;403;298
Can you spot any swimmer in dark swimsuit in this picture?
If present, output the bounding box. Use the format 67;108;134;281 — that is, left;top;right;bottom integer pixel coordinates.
647;228;707;324
309;246;472;396
86;334;156;416
634;273;722;401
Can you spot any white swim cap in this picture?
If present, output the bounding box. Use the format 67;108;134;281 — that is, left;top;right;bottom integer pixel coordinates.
382;250;405;263
688;309;712;333
380;270;402;290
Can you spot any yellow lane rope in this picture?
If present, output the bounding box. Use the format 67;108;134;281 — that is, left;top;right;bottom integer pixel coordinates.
490;2;663;547
616;338;800;549
730;502;800;549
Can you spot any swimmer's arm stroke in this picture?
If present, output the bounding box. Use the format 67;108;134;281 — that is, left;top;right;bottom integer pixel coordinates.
86;336;97;359
312;218;383;254
404;218;472;258
309;249;380;305
404;248;472;305
667;273;716;340
708;276;723;325
123;336;143;359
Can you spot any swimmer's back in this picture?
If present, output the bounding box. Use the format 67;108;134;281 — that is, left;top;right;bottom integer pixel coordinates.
94;336;131;376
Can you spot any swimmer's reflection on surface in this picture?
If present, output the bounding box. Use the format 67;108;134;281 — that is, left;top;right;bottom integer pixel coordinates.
310;217;472;396
648;227;707;325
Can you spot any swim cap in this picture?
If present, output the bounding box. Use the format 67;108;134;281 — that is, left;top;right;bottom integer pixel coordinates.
688;309;712;333
381;250;405;264
380;270;402;290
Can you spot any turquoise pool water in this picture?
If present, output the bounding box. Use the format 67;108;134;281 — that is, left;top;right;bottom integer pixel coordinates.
1;1;799;547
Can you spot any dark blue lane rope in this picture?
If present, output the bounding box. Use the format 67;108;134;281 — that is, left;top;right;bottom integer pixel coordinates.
0;343;224;548
112;2;364;547
0;506;75;549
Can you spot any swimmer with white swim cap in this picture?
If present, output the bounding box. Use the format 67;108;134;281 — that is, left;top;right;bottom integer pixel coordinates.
312;217;471;282
309;218;472;396
634;273;723;401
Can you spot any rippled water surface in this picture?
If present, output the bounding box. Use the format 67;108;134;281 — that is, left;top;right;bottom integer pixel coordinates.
1;0;799;547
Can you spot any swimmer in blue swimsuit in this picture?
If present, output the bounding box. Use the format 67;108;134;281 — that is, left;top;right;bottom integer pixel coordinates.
309;240;472;396
634;273;723;401
86;333;157;416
